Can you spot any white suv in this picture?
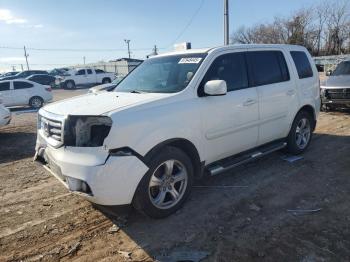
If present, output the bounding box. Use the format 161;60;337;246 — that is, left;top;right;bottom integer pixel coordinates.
35;45;320;218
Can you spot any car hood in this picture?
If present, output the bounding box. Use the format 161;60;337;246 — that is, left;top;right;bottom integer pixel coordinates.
42;91;171;116
323;75;350;89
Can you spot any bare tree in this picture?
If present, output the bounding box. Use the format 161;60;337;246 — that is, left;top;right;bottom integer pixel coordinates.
230;0;350;56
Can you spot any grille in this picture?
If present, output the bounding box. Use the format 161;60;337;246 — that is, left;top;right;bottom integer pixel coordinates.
327;89;350;100
40;116;63;143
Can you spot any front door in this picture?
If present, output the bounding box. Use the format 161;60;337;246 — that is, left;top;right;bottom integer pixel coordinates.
199;51;259;164
0;81;12;106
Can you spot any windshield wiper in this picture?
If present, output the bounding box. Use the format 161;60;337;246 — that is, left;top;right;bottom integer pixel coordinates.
129;90;149;94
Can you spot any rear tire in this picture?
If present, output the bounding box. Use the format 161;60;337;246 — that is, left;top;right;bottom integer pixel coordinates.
29;96;44;109
286;111;313;155
133;146;194;218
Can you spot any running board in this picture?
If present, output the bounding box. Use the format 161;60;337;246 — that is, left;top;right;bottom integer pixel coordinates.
208;141;287;176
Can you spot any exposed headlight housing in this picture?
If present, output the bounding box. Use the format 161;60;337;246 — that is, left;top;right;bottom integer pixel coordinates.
64;116;112;147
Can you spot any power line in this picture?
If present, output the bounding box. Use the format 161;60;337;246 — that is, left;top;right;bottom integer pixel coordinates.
168;0;205;48
0;46;165;52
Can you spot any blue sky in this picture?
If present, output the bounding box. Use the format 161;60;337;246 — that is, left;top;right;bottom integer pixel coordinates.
0;0;322;72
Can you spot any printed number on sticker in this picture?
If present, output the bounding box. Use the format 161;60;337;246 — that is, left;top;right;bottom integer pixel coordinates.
179;58;202;64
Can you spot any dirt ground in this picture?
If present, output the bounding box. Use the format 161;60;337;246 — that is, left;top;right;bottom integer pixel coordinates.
0;89;350;262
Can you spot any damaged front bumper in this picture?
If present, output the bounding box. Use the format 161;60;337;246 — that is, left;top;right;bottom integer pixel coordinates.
34;132;149;206
321;88;350;107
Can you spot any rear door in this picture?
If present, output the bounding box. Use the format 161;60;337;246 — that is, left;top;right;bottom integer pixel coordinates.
86;69;96;84
246;49;298;145
0;81;12;106
13;81;34;106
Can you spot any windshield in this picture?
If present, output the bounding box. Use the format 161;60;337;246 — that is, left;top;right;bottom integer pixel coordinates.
332;61;350;76
116;53;206;93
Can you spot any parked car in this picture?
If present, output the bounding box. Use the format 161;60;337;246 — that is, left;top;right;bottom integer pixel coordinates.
321;60;350;110
0;95;11;127
49;68;70;77
26;74;56;87
34;44;320;218
88;75;125;93
0;70;48;81
0;79;53;108
0;71;20;79
56;68;116;89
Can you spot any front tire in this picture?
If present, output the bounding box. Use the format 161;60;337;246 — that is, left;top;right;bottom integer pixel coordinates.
133;146;194;218
29;96;44;109
102;78;111;84
286;111;313;155
65;80;76;89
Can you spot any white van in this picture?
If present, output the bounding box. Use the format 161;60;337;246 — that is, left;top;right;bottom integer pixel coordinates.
0;79;53;108
35;44;320;218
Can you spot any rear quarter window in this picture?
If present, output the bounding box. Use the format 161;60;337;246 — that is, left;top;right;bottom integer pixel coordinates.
290;51;313;79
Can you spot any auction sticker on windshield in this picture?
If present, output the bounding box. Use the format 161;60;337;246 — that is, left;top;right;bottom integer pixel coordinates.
178;57;202;64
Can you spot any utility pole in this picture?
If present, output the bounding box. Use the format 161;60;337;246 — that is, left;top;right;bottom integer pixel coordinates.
153;45;158;55
24;46;29;70
224;0;229;45
124;39;131;59
83;56;86;65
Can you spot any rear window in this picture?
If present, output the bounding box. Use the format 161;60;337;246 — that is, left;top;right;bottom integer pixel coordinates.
0;82;10;91
246;51;290;86
290;51;313;79
14;81;33;89
87;69;93;74
95;69;105;74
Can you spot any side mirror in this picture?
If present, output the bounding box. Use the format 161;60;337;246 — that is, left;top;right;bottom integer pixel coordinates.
204;80;227;96
326;70;333;76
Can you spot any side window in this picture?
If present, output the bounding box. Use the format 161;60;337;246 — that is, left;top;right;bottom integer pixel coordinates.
87;69;93;74
95;69;105;74
76;69;86;75
14;81;33;89
246;51;290;86
290;51;313;79
31;76;39;81
200;52;248;94
0;82;10;91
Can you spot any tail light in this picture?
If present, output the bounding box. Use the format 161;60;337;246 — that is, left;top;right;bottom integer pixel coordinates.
45;87;52;92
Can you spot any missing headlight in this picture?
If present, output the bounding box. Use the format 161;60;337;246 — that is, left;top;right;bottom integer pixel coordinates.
64;116;112;147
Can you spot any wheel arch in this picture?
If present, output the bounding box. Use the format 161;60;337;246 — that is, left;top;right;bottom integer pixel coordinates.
144;138;204;179
297;104;316;130
64;79;75;88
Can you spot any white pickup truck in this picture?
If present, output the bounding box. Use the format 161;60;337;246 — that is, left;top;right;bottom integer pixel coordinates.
57;68;115;89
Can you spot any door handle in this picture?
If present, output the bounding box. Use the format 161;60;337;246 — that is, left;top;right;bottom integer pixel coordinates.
286;89;295;96
243;98;257;106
